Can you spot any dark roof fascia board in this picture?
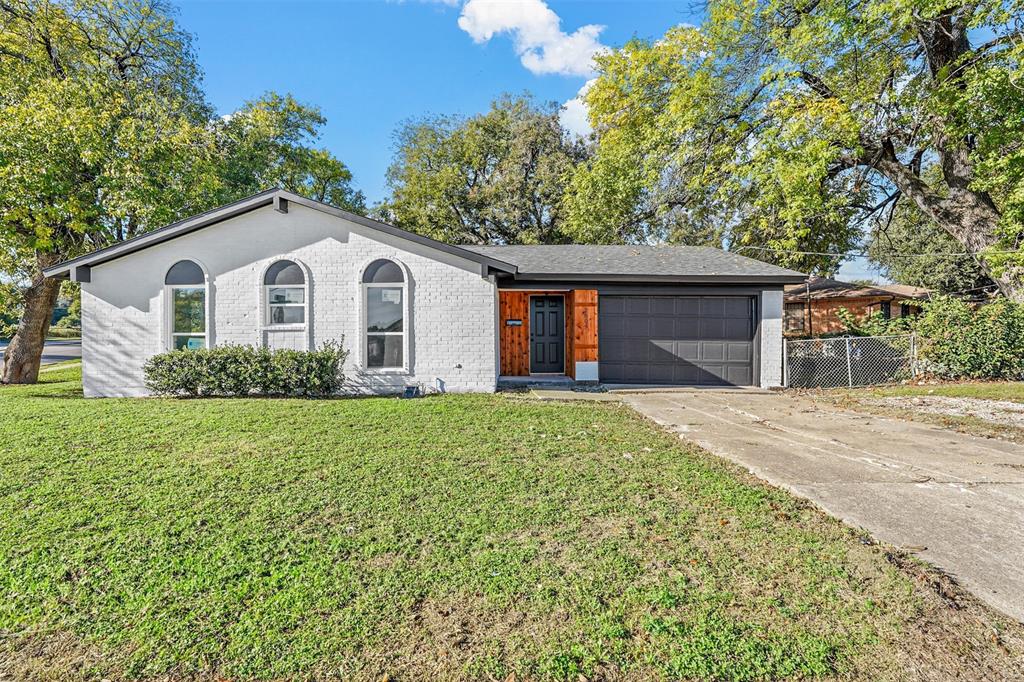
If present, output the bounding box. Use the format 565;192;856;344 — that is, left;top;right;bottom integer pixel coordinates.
43;189;517;279
504;272;807;285
279;193;517;274
499;282;783;295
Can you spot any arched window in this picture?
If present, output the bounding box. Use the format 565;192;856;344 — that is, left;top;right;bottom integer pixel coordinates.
264;260;307;326
362;259;405;369
165;260;207;350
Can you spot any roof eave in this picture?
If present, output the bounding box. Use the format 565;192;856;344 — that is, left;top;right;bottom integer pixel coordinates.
508;272;807;285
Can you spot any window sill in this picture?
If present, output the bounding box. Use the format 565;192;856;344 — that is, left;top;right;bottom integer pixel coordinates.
263;325;307;332
360;367;410;375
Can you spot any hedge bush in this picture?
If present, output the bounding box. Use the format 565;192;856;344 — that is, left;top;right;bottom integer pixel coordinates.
912;296;1024;380
143;342;348;397
836;295;1024;380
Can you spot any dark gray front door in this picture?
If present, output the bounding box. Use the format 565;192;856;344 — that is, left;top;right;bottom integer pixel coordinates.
530;296;564;373
599;295;755;386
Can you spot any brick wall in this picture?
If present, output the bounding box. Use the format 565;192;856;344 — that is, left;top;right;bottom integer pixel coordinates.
760;289;784;387
80;203;497;397
784;297;918;336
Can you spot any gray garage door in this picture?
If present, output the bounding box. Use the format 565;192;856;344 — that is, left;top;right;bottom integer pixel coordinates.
599;295;755;386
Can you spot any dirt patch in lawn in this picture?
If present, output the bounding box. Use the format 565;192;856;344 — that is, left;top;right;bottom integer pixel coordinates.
0;631;129;682
863;395;1024;428
880;551;1024;681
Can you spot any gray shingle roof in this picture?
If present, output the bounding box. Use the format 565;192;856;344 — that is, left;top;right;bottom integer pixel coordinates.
461;244;806;283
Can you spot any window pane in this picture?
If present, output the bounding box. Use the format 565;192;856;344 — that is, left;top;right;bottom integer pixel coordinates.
367;334;403;368
173;335;206;350
268;287;304;304
362;259;404;284
264;260;305;285
165;260;204;285
173;288;205;333
270;306;305;324
367;287;403;332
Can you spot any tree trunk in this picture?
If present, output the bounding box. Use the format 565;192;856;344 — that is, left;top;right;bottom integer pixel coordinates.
875;152;1024;302
1;264;62;384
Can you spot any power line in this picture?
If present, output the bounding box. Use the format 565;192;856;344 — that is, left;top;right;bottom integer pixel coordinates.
737;245;1023;258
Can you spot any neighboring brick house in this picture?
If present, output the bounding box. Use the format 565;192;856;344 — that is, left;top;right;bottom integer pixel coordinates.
44;189;805;396
783;276;929;337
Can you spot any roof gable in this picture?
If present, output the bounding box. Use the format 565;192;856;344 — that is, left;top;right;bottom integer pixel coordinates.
43;189;518;280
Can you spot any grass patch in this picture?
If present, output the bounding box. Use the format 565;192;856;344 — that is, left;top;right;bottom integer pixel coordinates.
1;368;1022;680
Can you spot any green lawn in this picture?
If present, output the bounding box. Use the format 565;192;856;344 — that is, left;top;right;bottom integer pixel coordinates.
2;366;1021;681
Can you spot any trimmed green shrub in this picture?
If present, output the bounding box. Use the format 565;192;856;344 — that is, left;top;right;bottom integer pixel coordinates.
144;341;348;397
912;296;1024;379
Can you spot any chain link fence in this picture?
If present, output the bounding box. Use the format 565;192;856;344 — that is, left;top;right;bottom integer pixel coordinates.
784;334;917;388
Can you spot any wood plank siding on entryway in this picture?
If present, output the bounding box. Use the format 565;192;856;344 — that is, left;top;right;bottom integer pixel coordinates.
499;289;598;378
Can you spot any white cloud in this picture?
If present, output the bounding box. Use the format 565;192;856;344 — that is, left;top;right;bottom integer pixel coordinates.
559;78;595;137
456;0;606;77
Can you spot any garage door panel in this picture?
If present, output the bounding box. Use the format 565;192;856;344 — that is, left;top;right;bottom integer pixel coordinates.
626;338;652;360
674;318;699;339
723;297;750;318
727;342;752;362
700;364;728;385
602;339;627;358
624;363;650;381
700;298;725;317
675;297;700;316
699;318;726;339
724;318;752;340
651;298;675;315
673;363;702;383
601;316;626;338
677;340;700;362
650;317;675;336
599;295;755;386
602;296;625;315
729;365;753;385
626;297;651;315
650;340;677;362
702;342;726;362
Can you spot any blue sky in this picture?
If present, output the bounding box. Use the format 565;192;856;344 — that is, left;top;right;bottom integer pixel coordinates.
174;0;875;280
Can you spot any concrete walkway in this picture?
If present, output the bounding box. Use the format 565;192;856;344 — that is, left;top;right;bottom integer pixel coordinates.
622;389;1024;622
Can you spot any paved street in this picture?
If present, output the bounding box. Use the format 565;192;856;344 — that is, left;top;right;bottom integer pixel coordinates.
0;339;82;366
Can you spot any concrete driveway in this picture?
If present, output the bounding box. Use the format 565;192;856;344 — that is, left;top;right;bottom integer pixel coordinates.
622;389;1024;622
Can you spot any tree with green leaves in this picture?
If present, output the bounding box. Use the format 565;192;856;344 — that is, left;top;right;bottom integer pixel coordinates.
382;94;588;245
0;0;217;383
0;2;364;384
216;93;366;214
567;0;1024;292
867;200;995;295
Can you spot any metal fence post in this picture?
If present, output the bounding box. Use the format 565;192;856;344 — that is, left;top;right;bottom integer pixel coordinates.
910;333;917;378
845;336;853;387
782;337;788;388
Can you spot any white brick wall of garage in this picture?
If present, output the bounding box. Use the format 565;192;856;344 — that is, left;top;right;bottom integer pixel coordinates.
80;202;497;397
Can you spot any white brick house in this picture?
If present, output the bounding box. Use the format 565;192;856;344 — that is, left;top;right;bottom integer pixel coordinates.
45;190;804;397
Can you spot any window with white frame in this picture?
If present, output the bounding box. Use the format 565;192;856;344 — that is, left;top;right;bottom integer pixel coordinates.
264;260;306;326
165;260;207;350
362;259;405;369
